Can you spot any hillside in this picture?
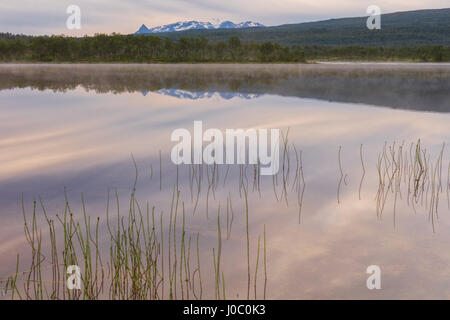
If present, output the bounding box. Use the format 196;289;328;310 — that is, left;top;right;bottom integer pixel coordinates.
155;8;450;47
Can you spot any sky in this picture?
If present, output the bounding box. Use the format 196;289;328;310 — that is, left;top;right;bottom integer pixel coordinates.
0;0;448;36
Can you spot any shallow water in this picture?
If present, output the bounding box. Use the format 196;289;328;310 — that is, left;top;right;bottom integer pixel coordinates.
1;63;450;299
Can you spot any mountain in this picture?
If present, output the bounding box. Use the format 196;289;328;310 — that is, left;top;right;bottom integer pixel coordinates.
135;20;264;34
152;88;261;100
152;8;450;47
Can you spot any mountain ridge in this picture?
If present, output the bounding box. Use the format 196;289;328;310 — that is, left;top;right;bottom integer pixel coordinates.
135;20;264;34
146;8;450;46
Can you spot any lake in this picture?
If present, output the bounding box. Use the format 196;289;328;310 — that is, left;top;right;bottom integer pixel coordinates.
1;63;450;299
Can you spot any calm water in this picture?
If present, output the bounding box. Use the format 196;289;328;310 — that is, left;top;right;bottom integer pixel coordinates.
1;63;450;299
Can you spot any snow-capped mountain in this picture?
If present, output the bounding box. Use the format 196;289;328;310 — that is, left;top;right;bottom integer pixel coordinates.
141;89;262;100
135;20;264;34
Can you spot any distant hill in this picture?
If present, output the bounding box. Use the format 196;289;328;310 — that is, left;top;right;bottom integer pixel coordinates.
155;8;450;46
135;20;264;34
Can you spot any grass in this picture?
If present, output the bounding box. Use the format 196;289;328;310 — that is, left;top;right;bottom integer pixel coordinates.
3;152;282;300
375;140;447;232
5;135;448;299
1;128;313;300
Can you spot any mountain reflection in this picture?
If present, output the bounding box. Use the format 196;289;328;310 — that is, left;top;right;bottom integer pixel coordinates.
150;88;262;100
0;63;449;112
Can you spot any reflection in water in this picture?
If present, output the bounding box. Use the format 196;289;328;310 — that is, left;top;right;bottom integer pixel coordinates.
0;63;449;111
1;64;450;299
152;89;262;100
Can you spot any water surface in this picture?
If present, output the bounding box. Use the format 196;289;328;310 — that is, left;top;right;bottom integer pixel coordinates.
1;63;450;299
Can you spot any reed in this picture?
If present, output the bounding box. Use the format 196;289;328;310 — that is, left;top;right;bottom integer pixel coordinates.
5;159;272;300
375;139;446;231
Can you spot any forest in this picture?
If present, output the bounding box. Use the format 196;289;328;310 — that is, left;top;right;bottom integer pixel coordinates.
0;33;449;63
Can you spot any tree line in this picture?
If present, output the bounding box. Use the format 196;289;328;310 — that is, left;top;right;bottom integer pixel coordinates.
299;45;449;62
0;34;306;63
0;33;448;63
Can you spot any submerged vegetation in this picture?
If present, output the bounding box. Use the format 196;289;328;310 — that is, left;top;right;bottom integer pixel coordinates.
0;33;449;63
